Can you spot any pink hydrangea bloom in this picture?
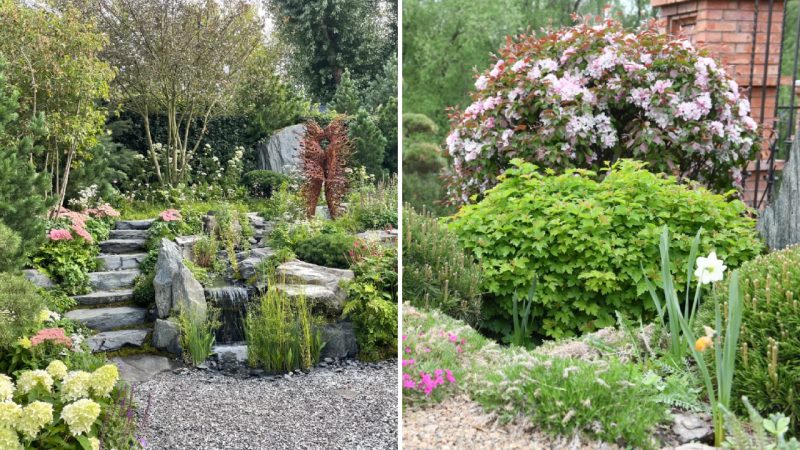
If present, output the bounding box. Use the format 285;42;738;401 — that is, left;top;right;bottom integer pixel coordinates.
48;229;73;241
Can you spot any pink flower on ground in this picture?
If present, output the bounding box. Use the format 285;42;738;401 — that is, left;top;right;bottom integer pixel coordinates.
402;335;407;341
159;209;182;222
448;333;458;343
402;359;415;367
445;369;456;384
48;229;73;241
30;328;72;348
456;346;463;353
402;374;416;389
404;347;411;354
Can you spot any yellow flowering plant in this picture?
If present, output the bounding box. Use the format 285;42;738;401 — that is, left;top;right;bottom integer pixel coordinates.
0;361;141;449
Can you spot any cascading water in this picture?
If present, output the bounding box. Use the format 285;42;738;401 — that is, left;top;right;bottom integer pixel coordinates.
205;286;250;344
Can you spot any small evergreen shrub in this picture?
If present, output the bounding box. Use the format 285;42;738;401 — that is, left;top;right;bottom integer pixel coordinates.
348;108;387;176
0;220;22;272
403;206;482;325
242;170;290;199
0;273;45;347
403;113;439;136
450;159;763;339
702;245;800;435
404;142;446;174
294;232;356;269
132;272;156;307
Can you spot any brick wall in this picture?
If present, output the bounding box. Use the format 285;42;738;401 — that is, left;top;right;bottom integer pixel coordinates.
652;0;786;207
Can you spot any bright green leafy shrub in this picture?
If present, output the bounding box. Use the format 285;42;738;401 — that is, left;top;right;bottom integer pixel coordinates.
242;170;290;198
701;245;800;435
33;235;100;295
450;159;763;339
343;281;398;361
0;273;45;348
132;272;156;307
403;206;482;325
293;232;356;269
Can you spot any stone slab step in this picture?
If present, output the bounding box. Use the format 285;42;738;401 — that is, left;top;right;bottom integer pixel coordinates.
100;239;147;254
65;306;148;331
89;269;140;291
72;289;134;306
97;253;147;271
274;283;342;317
88;329;150;352
109;229;149;240
116;219;154;230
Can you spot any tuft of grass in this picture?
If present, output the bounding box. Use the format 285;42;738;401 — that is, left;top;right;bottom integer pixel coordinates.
178;306;220;366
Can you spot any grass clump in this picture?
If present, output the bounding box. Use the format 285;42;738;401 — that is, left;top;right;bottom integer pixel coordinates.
178;306;220;367
245;285;324;373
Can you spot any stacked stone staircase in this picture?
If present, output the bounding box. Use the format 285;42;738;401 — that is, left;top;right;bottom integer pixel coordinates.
65;219;154;352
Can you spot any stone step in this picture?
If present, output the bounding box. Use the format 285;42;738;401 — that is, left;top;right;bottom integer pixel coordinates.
72;289;134;306
100;239;147;254
273;283;342;317
97;253;147;271
65;306;148;331
116;219;154;230
109;229;149;240
89;269;140;291
87;329;150;352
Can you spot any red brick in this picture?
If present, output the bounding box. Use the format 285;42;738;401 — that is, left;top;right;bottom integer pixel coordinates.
723;9;755;20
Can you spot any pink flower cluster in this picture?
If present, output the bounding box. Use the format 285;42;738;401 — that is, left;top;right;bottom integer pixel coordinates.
401;330;465;398
159;209;182;222
48;207;94;243
403;369;456;396
30;327;72;348
445;18;760;205
84;203;120;218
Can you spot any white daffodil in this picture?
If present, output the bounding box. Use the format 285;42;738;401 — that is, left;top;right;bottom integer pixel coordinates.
695;251;727;284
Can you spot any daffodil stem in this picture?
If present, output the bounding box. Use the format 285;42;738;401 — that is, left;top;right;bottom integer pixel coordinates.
688;282;703;327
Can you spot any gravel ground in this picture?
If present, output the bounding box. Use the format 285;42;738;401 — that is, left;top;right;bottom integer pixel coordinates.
133;360;398;450
402;396;620;450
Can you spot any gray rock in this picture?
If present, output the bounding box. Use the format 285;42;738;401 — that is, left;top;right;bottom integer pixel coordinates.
88;329;149;352
175;235;202;262
275;260;353;302
314;205;330;219
274;284;343;317
22;269;54;289
212;344;248;363
115;219;154;230
65;306;148;331
153;319;182;355
356;229;398;247
109;229;149;240
100;239;147;254
89;269;140;291
73;289;134;306
257;124;305;174
97;253;147;271
319;321;358;359
111;354;181;384
673;445;715;450
672;412;713;444
153;238;207;319
239;249;277;281
759;135;800;250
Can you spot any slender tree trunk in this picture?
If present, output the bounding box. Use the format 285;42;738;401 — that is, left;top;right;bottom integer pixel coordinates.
142;112;164;185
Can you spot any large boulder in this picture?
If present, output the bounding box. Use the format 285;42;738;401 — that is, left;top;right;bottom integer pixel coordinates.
759;136;800;249
256;124;305;174
22;269;54;289
275;260;354;302
319;321;358;359
152;319;182;356
153;238;207;319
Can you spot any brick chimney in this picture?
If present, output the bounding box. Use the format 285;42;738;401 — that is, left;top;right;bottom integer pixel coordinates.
652;0;786;205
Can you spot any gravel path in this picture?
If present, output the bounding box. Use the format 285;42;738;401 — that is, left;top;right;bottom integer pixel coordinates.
133;361;398;450
402;396;620;450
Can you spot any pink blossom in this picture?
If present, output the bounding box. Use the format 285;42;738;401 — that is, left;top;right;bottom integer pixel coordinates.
490;60;504;78
30;328;72;348
445;369;456;384
404;347;411;354
48;229;73;241
402;359;415;367
159;209;182;222
652;79;673;94
511;59;528;73
482;117;495;129
72;226;93;243
402;335;407;341
475;75;488;91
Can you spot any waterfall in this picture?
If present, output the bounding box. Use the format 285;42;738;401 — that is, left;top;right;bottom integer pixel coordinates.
205;286;250;344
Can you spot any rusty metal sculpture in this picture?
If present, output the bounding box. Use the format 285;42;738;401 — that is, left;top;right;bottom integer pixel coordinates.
300;118;351;219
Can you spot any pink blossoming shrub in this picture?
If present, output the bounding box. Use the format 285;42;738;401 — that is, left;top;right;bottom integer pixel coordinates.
48;229;73;241
445;18;760;205
30;327;72;348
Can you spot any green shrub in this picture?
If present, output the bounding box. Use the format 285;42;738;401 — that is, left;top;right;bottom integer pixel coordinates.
259;183;305;221
402;113;439;136
348;108;387;176
178;306;219;366
700;245;800;435
245;286;323;372
0;220;22;272
0;273;45;347
402;171;452;217
404;142;446;174
345;176;398;230
343;281;398;361
450;159;763;340
294;232;356;269
40;289;77;314
132;272;156;307
242;170;290;199
403;206;482;325
193;235;219;268
33;234;100;295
